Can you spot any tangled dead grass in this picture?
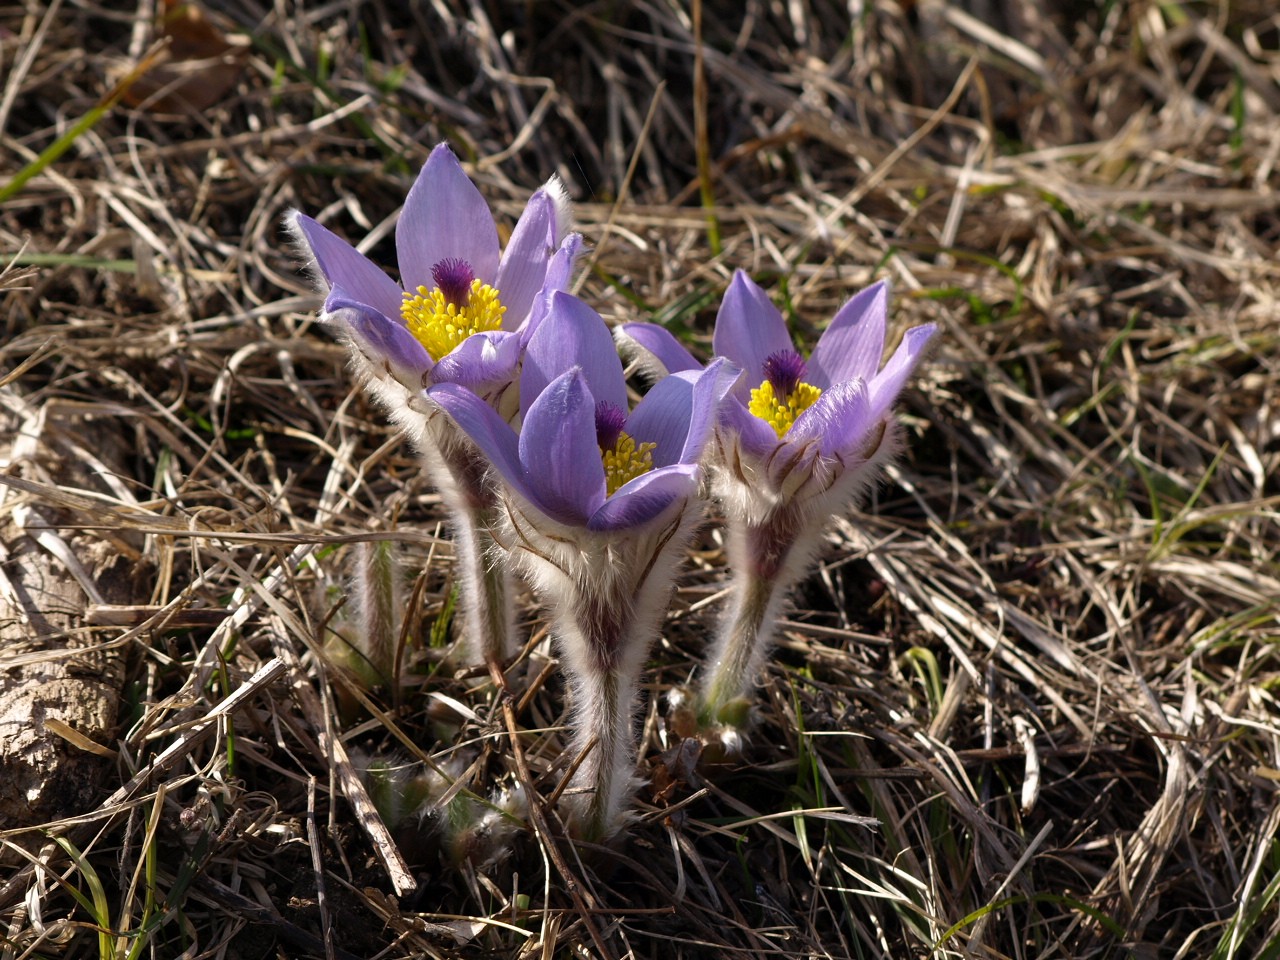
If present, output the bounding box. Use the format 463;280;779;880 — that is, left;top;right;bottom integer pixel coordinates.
1;0;1278;957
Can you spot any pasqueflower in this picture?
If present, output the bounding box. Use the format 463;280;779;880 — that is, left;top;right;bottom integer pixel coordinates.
289;144;581;668
429;291;738;839
621;270;936;733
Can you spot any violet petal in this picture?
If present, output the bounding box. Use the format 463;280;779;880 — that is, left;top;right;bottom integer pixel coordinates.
397;144;500;292
425;383;528;494
681;358;741;464
712;271;793;399
806;280;889;390
521;291;627;419
787;376;873;457
495;190;556;330
428;330;523;390
867;323;938;423
519;368;606;526
292;213;404;321
625;372;698;468
521;232;584;344
540;174;573;245
325;298;433;386
719;395;786;460
617;322;703;376
587;463;700;531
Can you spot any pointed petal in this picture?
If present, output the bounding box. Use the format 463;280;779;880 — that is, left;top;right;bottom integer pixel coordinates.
426;382;528;494
325;298;433;387
521;291;626;418
521;233;584;344
495;190;555;329
616;322;702;377
806;280;889;389
428;330;522;391
867;323;938;423
787;376;873;457
519;369;606;525
397;144;500;291
290;213;404;320
719;396;784;460
540;174;573;245
712;271;793;396
682;358;741;464
587;463;699;531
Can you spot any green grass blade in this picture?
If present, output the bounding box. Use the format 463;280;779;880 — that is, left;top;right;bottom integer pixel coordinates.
0;48;164;205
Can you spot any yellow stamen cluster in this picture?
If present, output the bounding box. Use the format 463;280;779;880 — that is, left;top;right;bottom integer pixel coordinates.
601;432;656;496
401;280;506;361
748;379;823;439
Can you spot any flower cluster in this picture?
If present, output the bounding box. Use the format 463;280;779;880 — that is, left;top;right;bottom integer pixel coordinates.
290;144;936;842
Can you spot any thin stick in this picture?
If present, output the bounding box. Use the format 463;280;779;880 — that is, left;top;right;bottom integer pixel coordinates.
692;0;722;255
306;777;337;960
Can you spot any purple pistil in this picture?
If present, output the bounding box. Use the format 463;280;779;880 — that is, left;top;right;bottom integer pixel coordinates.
761;350;807;397
595;401;628;450
431;257;475;306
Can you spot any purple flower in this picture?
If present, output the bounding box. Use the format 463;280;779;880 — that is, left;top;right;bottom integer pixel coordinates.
289;143;580;401
287;143;582;669
428;291;738;839
622;269;937;734
428;291;737;532
623;270;936;505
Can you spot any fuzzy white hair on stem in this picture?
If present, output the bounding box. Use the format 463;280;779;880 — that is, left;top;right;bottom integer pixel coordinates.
495;490;703;840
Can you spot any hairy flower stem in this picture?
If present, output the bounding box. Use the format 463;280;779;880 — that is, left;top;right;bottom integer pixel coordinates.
431;435;517;670
447;503;514;669
503;503;699;841
352;539;402;685
698;504;816;728
483;663;613;954
558;605;639;843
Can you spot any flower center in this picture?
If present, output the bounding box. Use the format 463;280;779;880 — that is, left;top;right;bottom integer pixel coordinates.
401;258;506;361
748;350;822;438
596;401;656;496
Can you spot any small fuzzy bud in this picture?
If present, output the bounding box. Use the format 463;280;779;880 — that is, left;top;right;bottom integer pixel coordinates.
355;752;435;831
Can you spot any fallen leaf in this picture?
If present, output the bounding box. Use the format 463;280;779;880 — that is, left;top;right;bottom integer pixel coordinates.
121;0;250;114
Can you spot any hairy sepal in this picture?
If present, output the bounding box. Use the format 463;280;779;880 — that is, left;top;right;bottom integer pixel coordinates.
712;417;903;533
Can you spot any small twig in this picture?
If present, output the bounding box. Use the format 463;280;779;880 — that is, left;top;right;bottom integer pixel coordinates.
305;776;337;960
546;735;597;810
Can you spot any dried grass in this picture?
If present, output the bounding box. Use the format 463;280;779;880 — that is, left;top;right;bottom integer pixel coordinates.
1;0;1278;957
